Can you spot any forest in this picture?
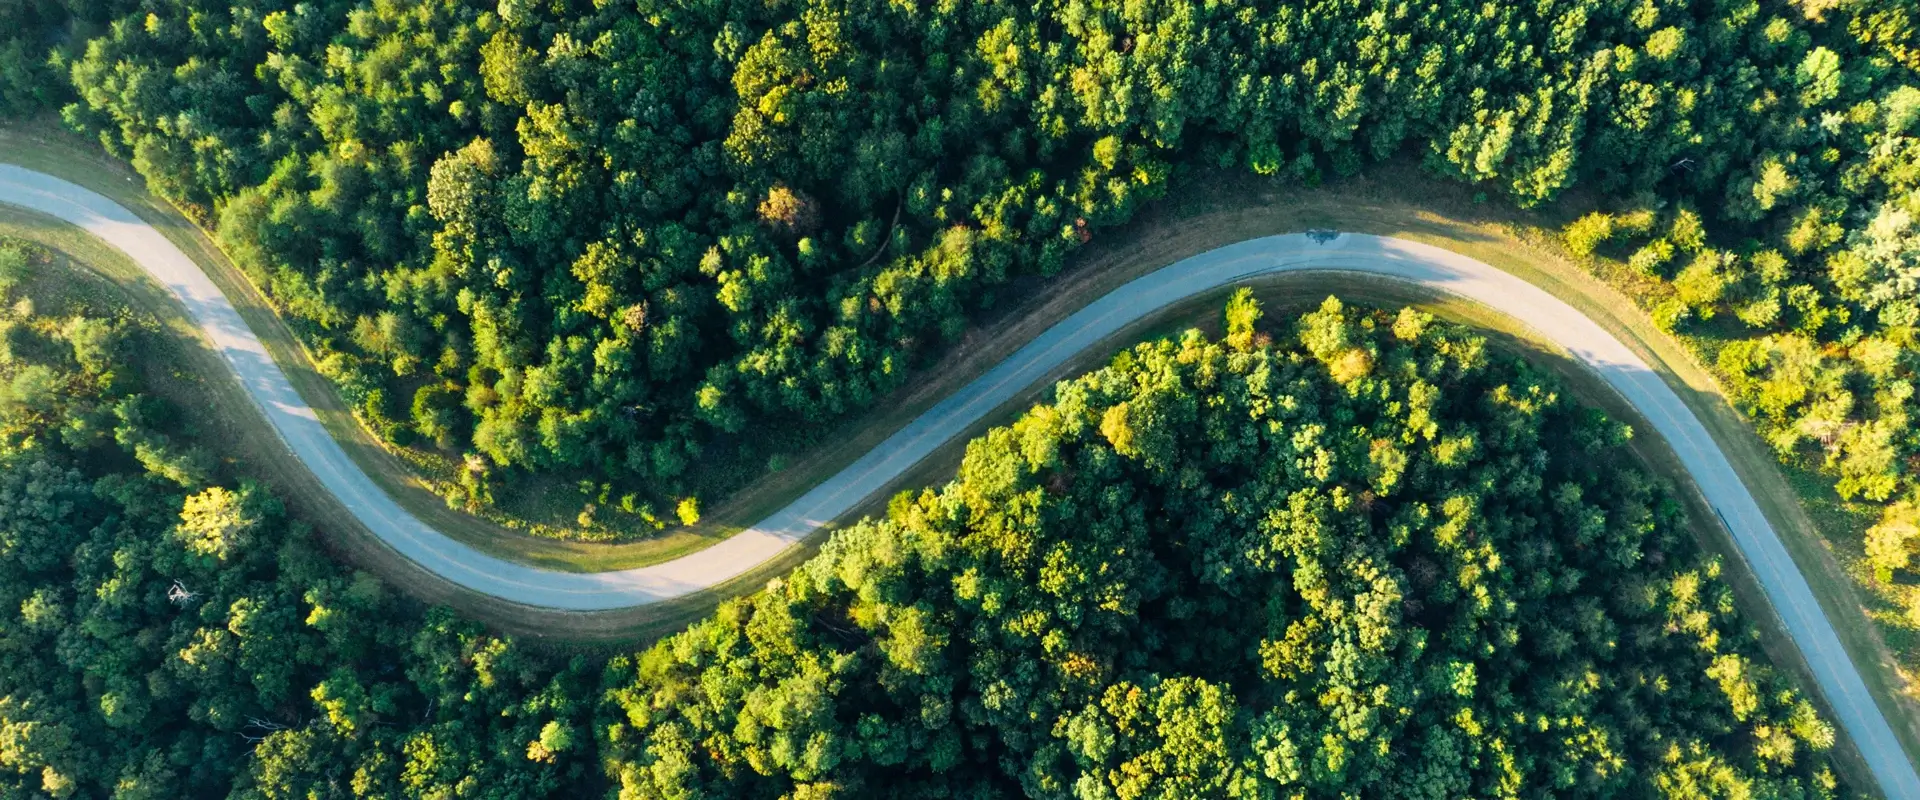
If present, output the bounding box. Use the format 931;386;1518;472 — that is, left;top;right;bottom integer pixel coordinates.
0;0;1914;548
0;245;1858;796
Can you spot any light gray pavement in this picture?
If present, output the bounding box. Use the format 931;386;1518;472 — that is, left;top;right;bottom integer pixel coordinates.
4;164;1915;796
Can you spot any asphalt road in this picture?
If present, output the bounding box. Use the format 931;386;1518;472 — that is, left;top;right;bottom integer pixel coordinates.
4;164;1915;796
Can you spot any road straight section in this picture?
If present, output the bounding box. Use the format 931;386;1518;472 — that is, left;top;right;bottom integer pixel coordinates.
4;164;1914;796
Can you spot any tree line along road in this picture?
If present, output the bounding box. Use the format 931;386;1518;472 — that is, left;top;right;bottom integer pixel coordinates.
3;163;1916;798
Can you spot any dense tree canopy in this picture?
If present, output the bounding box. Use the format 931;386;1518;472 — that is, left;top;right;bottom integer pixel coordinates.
2;0;1916;543
598;297;1848;798
0;245;1856;797
0;236;598;797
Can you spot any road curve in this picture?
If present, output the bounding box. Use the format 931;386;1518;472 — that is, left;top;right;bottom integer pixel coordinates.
4;164;1915;795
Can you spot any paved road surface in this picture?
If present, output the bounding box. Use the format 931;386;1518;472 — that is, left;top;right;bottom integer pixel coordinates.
4;164;1915;796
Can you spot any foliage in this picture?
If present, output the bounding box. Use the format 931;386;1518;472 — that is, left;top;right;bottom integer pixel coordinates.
599;299;1850;798
0;261;1855;796
0;236;596;797
0;0;1908;543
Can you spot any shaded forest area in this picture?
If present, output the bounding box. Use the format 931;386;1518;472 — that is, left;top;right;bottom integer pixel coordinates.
2;0;1916;546
0;249;1859;796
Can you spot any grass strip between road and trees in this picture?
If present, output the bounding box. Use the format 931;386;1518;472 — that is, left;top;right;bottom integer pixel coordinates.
7;124;1917;787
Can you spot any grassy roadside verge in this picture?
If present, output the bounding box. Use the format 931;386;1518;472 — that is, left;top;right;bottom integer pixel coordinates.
876;260;1899;790
771;163;1920;782
8;122;1914;782
0;123;906;642
2;198;1892;783
0;123;769;571
0;195;774;640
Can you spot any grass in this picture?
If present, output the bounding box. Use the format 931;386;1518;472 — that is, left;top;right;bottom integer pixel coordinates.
0;122;763;571
0;194;751;639
7;123;1916;788
797;165;1920;786
0;201;370;550
0;121;929;640
921;261;1893;789
1053;171;1920;790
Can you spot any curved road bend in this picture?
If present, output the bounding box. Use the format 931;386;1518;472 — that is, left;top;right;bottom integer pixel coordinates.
3;164;1915;796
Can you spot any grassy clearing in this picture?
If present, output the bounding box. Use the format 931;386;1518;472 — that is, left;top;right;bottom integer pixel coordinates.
0;202;365;544
0;198;728;640
0;125;963;559
0;198;1893;779
11;124;1917;784
0;122;880;640
0;122;748;571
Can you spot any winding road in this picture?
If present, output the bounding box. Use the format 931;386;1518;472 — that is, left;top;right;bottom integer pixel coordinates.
3;164;1916;796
